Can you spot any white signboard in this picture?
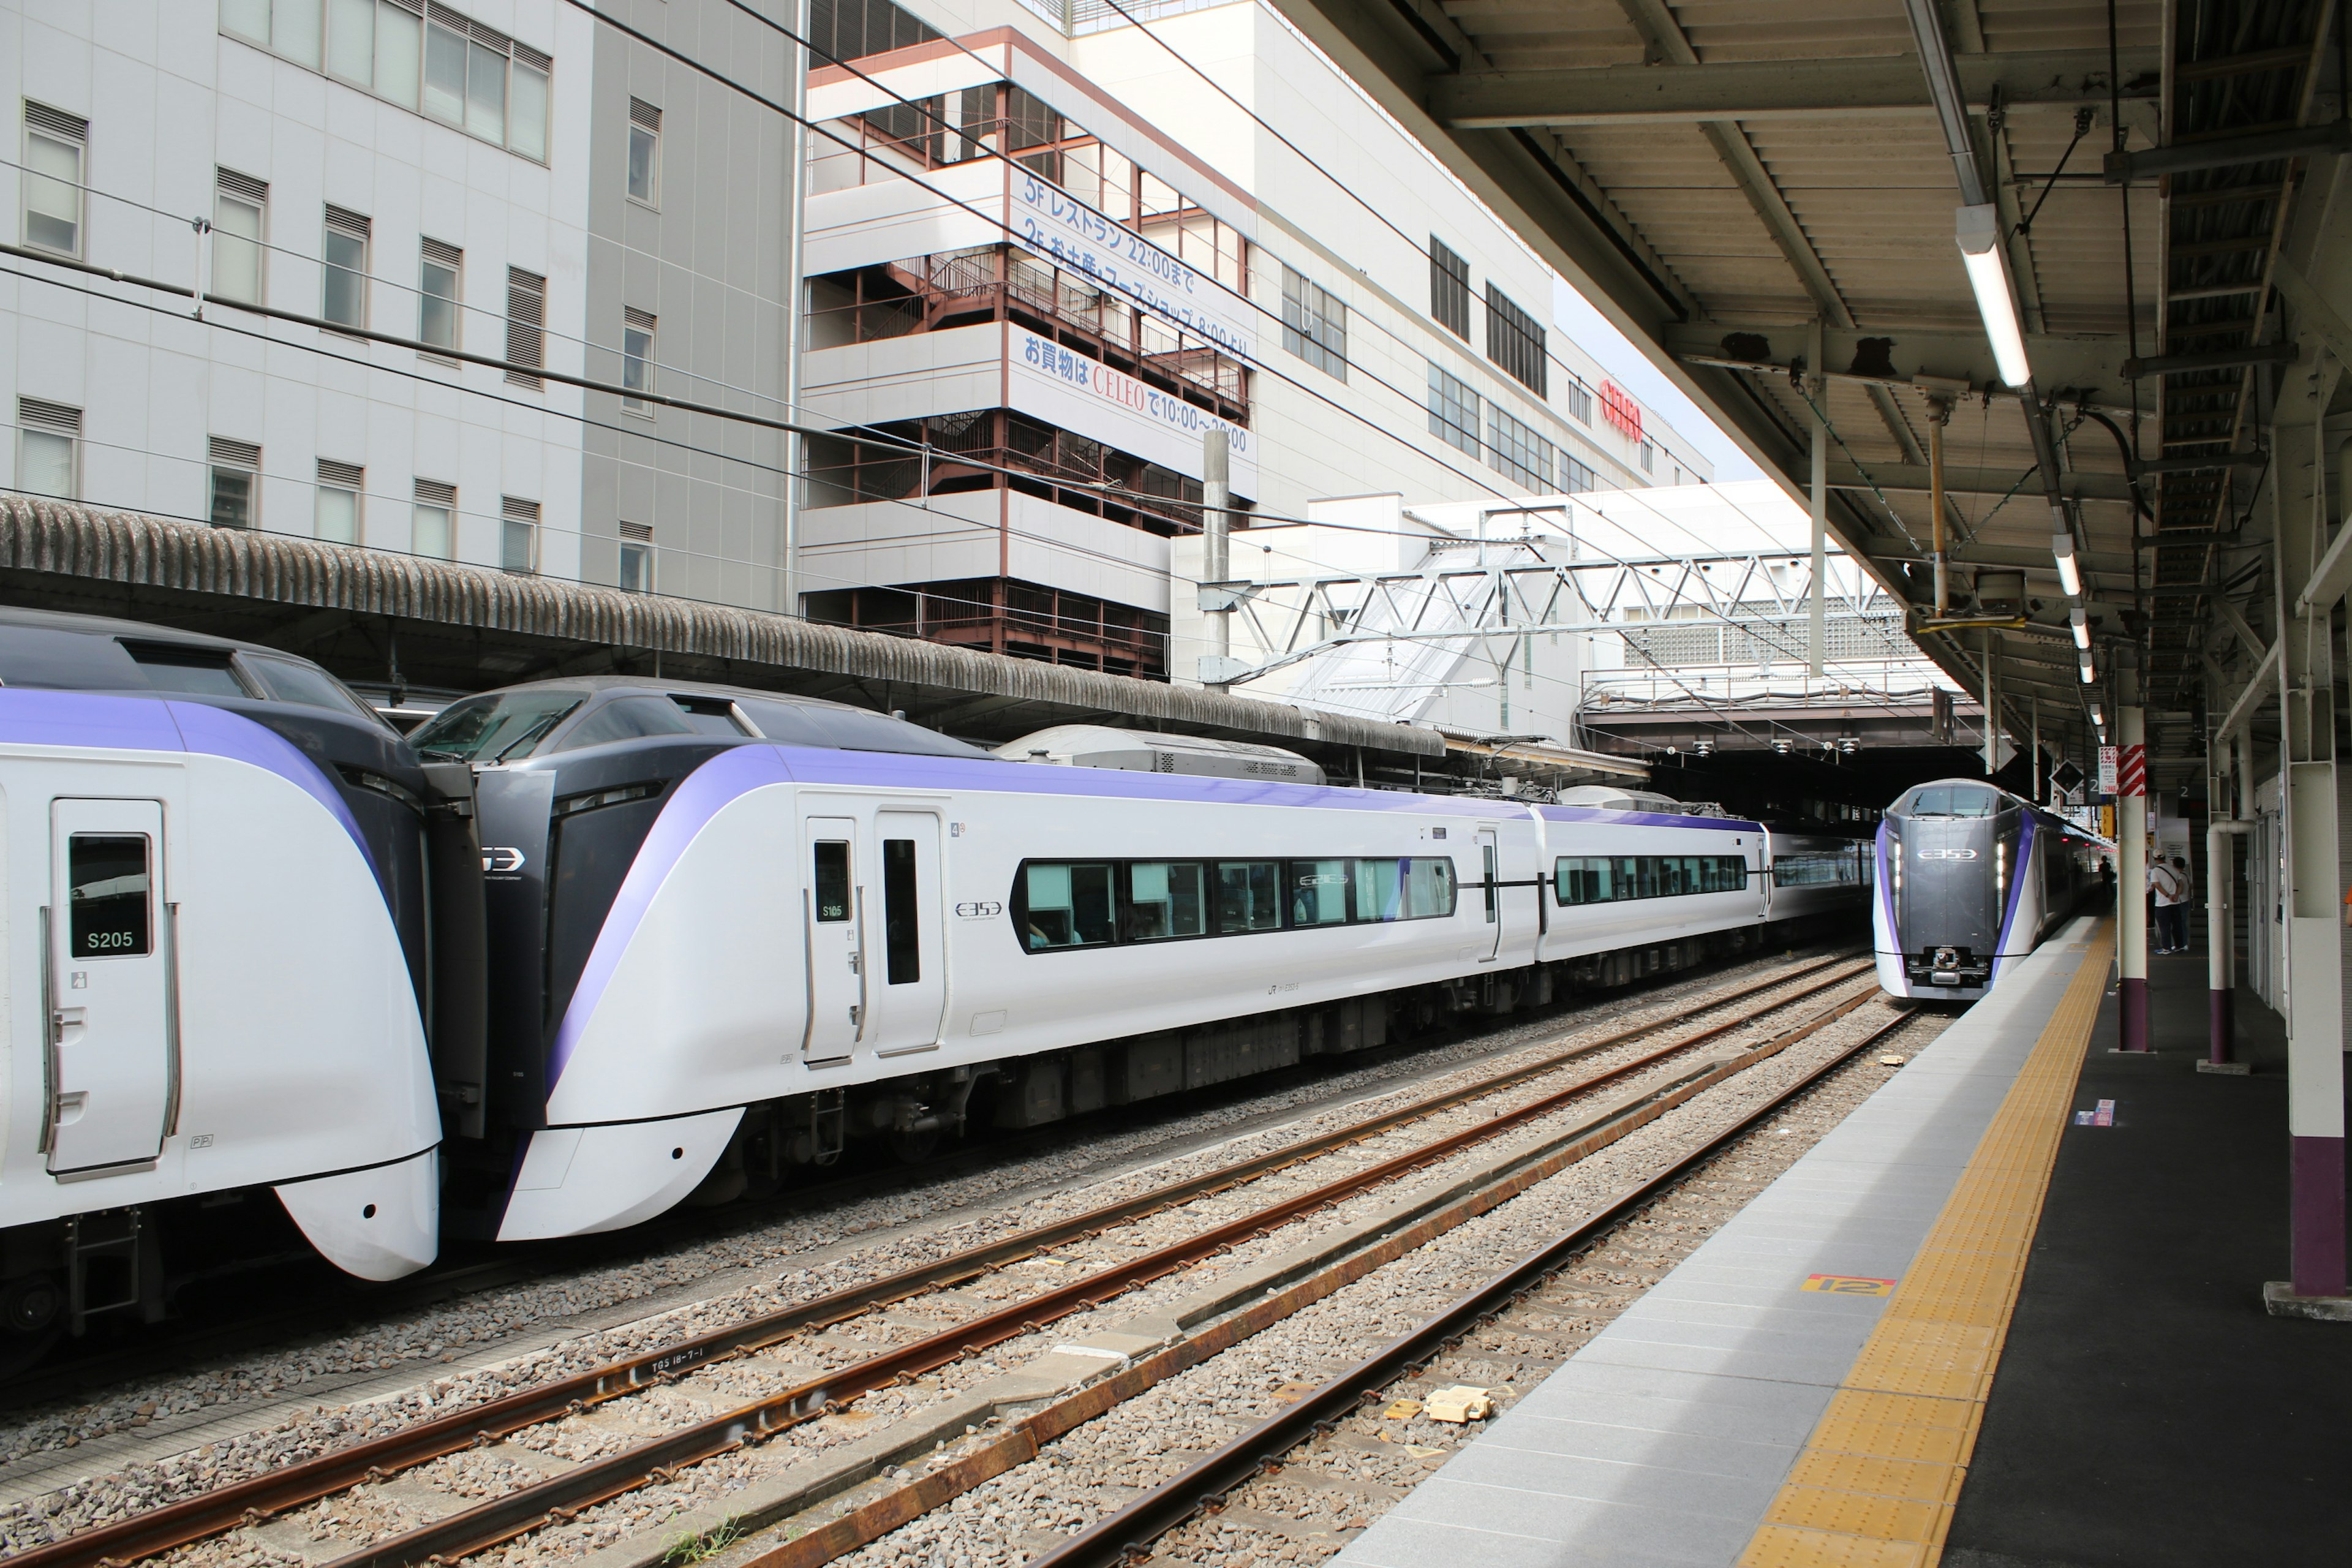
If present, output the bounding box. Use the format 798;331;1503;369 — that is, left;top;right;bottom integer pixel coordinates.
2097;745;2119;796
1010;328;1257;497
1009;172;1257;363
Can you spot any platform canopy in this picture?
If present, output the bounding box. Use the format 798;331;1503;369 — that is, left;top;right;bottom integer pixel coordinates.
1275;0;2340;774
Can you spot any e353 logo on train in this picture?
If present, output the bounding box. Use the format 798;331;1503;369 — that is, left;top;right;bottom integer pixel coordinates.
482;847;527;873
1914;847;1979;861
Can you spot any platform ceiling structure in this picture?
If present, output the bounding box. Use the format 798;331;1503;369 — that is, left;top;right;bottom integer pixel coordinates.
1273;0;2345;784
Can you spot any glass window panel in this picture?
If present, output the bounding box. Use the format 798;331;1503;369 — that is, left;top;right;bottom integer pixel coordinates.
552;694;697;752
627;124;657;202
412;501;451;558
213;194;264;304
127;646;251;697
221;0;272;43
273;0;322;67
1022;862;1114;949
500;515;535;572
314;484;357;542
1403;857;1455;918
883;839;920;983
209;466;254;527
419;257;459;349
622;324;654;407
812;840;850;922
1352;858;1404;922
375;1;421;105
509;62;548;161
422;21;466;123
323;227;367;326
245;657;375;718
19;429;74;499
1127;861;1205;940
23;131;81;255
409;689;582;761
327;0;374;81
466;39;506;141
1482;844;1498;922
1289;859;1349;927
1215;860;1281;933
619;540;651;592
70;835;151;958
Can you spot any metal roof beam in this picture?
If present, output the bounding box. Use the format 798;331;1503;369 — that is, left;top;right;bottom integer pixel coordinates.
1430;50;2159;128
1665;322;2132;399
1827;462;2136;504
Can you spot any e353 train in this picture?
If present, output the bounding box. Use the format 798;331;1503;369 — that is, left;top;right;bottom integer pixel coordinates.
0;605;1869;1362
1874;778;2109;1000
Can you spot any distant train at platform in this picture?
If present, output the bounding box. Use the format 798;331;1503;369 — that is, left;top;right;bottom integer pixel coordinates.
0;605;1874;1366
1874;778;2108;1001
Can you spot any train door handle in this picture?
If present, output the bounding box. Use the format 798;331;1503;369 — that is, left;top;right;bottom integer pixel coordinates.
50;1007;85;1046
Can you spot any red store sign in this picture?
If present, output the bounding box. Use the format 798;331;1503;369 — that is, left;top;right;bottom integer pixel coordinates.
1600;379;1643;442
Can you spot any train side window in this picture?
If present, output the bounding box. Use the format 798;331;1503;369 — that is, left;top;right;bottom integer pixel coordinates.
1128;861;1207;940
1022;862;1115;949
70;834;151;957
1290;859;1351;927
1353;857;1404;921
1481;844;1498;922
1404;857;1457;917
1216;861;1283;933
812;840;851;923
881;838;919;982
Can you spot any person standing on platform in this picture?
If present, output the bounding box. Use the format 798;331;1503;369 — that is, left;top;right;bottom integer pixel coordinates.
2149;854;2189;954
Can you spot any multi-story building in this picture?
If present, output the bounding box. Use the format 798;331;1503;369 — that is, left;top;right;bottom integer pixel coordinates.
2;0;797;609
796;0;1708;681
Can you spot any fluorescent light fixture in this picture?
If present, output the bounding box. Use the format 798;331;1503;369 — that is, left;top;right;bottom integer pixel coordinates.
2079;651;2097;684
2052;532;2082;598
2090;703;2103;723
2070;607;2090;649
1958;203;2031;387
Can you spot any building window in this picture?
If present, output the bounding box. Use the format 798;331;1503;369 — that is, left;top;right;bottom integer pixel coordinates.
506;266;545;388
1487;406;1553;493
209;437;261;528
1280;264;1346;381
1640;440;1655;473
315;458;363;542
322;205;370;329
220;1;551;163
1565;379;1592;424
412;477;454;559
627;98;660;205
1563;454;1596;494
211;168;268;305
619;519;652;592
500;496;540;573
621;307;656;410
1430;238;1469;340
419;236;461;354
15;398;81;499
1485;284;1547;399
1426;363;1479;458
21;102;87;258
810;0;941;62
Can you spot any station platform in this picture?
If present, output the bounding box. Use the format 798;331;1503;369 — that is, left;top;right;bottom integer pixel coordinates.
1333;914;2352;1568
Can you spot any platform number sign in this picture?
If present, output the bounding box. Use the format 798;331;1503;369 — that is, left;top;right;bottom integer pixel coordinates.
1802;1273;1897;1296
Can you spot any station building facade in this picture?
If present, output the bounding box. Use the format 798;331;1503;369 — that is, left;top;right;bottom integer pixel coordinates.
796;0;1708;682
2;0;799;612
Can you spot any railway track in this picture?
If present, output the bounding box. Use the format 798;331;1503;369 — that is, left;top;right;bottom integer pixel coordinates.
17;952;1880;1568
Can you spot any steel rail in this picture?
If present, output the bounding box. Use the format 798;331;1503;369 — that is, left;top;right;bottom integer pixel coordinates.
18;954;1865;1568
1026;1006;1921;1568
314;973;1882;1568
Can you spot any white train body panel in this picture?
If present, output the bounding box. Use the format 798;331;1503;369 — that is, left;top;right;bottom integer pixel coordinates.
0;692;439;1277
497;744;1867;1241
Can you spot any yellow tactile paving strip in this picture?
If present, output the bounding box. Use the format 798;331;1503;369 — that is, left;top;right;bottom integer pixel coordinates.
1738;921;2114;1568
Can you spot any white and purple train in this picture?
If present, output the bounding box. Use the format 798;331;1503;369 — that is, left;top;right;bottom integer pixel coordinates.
1872;778;2106;1000
0;606;1869;1364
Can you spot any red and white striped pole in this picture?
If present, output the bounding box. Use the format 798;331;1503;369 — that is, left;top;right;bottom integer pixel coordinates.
2117;712;2150;1052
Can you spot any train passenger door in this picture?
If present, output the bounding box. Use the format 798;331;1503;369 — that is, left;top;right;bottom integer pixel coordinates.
1476;826;1503;960
801;816;863;1061
866;812;946;1054
47;800;173;1175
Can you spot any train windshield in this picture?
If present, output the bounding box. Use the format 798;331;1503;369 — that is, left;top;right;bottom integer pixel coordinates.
1901;783;2002;817
411;690;586;763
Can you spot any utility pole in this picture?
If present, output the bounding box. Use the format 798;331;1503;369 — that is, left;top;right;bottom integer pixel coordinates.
1198;428;1236;687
